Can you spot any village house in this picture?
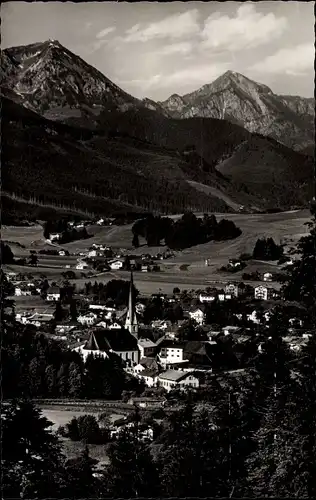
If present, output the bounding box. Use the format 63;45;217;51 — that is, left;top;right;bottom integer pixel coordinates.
49;233;61;242
151;320;171;331
109;260;124;270
199;293;216;303
158;369;200;392
137;338;157;358
188;306;205;325
263;272;273;282
218;293;232;301
15;286;32;297
222;325;243;336
254;285;271;301
136;369;159;388
17;312;54;327
247;309;271;324
133;357;159;375
157;340;189;368
76;261;89;270
59;250;66;256
77;311;98;326
225;283;239;297
74;328;139;365
46;286;60;301
55;323;76;334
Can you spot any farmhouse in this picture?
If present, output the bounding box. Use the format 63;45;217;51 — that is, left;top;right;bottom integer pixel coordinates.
136;369;159;388
199;293;216;303
137;338;157;358
49;233;61;242
158;369;200;392
77;312;98;326
110;260;124;270
46;286;60;301
263;272;273;282
188;306;205;325
225;283;239;297
254;285;271;301
76;261;89;270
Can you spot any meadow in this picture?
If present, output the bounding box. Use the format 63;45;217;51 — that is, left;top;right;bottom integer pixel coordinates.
3;209;311;295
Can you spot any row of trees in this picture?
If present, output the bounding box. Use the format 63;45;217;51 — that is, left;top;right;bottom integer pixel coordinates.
253;237;284;261
132;212;242;249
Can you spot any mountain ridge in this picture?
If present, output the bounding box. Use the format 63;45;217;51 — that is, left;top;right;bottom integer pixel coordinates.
1;40;314;220
158;70;314;151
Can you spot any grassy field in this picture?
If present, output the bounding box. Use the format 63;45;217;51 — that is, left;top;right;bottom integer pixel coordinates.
3;210;311;295
38;407;125;466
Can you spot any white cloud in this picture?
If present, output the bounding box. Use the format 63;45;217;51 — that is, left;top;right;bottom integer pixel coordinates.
249;44;314;75
123;9;200;42
120;63;229;93
157;41;193;56
201;4;288;51
96;26;116;39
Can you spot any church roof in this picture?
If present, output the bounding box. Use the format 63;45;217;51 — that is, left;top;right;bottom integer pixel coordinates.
84;328;138;352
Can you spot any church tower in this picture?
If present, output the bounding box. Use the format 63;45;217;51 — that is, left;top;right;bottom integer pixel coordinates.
125;271;138;339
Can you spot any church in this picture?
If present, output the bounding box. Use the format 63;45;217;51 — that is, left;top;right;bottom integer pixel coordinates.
74;272;140;366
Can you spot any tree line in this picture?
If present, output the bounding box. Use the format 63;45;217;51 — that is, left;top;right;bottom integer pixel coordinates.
132;212;242;250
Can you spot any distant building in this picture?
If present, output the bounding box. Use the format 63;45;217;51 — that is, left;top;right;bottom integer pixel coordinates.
77;312;98;326
138;338;157;358
199;293;216;303
110;260;123;270
188;306;205;325
263;272;273;282
225;283;239;297
46;287;60;301
74;328;139;365
158;370;199;392
254;285;270;301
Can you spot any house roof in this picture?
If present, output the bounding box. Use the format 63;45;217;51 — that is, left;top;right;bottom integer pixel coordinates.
159;369;194;382
158;339;186;350
140;369;159;378
139;357;159;370
138;338;156;348
84;328;138;352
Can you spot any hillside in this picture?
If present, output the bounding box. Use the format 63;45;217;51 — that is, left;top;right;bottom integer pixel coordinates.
159;71;315;152
2;97;238;223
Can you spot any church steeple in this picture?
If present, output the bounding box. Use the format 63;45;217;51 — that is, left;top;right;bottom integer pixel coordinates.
125;271;138;338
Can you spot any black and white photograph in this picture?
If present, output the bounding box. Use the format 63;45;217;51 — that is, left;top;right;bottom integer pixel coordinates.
1;0;316;498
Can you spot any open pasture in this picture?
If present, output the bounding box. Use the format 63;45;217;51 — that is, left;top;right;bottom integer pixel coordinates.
3;210;310;295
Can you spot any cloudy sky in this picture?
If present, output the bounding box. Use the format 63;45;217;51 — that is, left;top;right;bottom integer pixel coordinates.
2;1;314;100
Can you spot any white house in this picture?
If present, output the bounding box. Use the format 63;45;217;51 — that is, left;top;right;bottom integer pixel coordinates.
263;272;273;282
158;370;200;392
77;312;98;326
88;249;97;257
199;293;216;303
189;307;205;325
49;233;61;242
225;283;239;297
254;285;270;301
59;250;66;256
137;338;156;358
137;369;159;388
46;287;60;301
76;261;89;270
218;293;232;301
110;260;124;270
158;342;187;367
247;309;271;324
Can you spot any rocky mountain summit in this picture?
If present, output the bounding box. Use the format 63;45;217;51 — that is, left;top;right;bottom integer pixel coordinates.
158;71;314;151
1;39;141;125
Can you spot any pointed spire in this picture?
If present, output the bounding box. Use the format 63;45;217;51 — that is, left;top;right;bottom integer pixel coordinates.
125;271;138;338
